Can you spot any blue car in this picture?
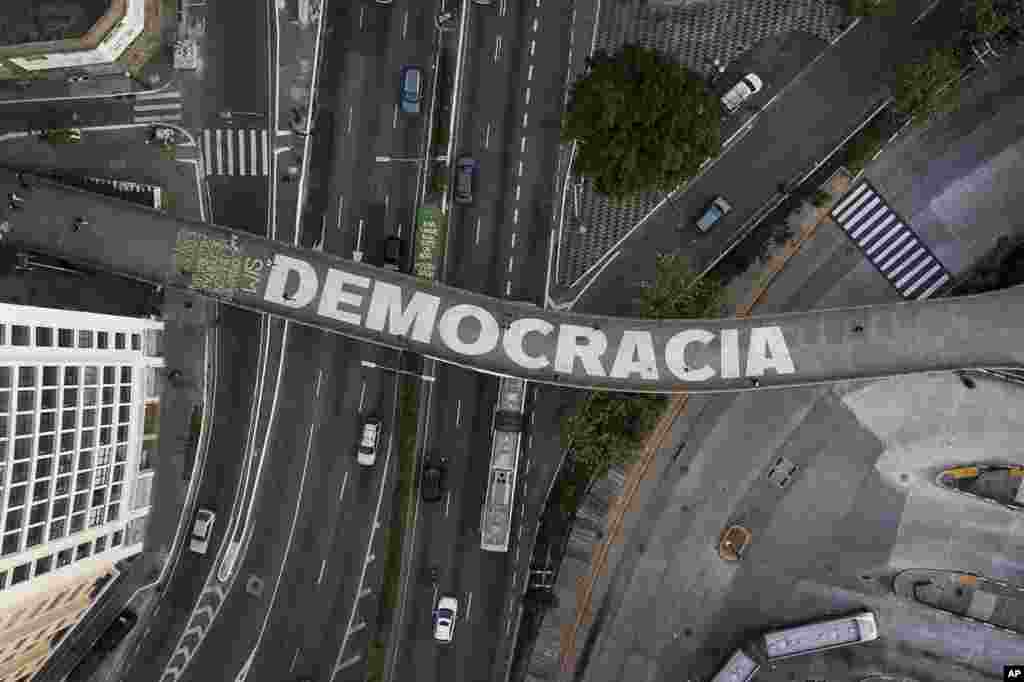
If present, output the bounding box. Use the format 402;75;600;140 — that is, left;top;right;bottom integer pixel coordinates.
399;66;424;114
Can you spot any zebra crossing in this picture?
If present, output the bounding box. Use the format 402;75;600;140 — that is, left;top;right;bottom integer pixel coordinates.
830;180;950;300
201;129;270;176
132;89;183;124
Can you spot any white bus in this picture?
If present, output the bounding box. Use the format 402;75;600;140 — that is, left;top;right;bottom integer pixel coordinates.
480;377;527;552
710;648;759;682
762;611;878;661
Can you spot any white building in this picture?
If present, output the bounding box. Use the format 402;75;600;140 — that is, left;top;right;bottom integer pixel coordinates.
0;303;163;682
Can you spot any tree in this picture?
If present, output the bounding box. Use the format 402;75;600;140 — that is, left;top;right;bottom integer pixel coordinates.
562;44;721;200
959;0;1023;48
891;48;964;121
639;253;725;320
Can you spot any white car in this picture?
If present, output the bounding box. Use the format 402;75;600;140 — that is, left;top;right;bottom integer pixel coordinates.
433;595;459;643
721;74;763;113
189;509;216;554
358;417;381;466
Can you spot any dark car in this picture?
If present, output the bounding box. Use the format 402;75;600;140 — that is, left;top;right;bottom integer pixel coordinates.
383;236;404;272
422;457;448;502
96;609;138;652
399;66;424;114
454;157;477;205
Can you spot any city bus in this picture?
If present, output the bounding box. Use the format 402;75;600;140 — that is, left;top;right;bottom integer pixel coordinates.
710;647;760;682
762;610;879;661
480;377;526;552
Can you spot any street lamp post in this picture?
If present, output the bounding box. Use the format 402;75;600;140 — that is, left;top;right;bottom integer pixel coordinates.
361;360;435;382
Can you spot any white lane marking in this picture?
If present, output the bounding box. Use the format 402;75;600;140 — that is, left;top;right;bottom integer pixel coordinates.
505;280;511;296
500;0;507;17
315;370;323;397
525;88;531;105
347;106;353;134
337;195;344;229
251;130;259;175
522;111;528;127
515;184;520;201
520;135;526;152
513;208;519;224
134;102;183;112
385;194;390;215
393;104;398;129
467;591;474;620
238;130;247;177
402;10;409;38
339;470;349;502
203;130;212;176
261;130;269;175
530;40;535;56
518;160;524;177
358;380;366;411
133;113;184;123
532;18;538;32
317;559;327;585
226;128;235;174
456;399;462;427
445;490;451;516
511;232;517;249
290;648;301;671
508;256;514;273
528;433;533;451
214;129;224;174
359;5;365;28
494;35;503;62
136;90;182;100
475;217;482;245
528;65;534;81
484;122;491;149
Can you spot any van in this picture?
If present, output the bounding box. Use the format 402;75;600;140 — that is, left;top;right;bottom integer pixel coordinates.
454;157;477;205
358;417;381;466
399;66;424;114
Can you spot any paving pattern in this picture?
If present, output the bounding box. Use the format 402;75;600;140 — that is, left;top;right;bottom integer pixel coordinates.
557;0;848;287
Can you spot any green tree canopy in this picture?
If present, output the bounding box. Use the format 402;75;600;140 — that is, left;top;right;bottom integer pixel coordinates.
639;253;725;320
847;0;899;17
891;47;964;121
562;44;721;200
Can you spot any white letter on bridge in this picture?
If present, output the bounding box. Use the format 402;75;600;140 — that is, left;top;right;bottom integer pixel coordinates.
438;304;500;356
266;254;319;308
503;318;553;369
665;329;715;381
555;325;607;377
317;268;369;326
365;282;440;343
610;331;658;380
746;326;795;377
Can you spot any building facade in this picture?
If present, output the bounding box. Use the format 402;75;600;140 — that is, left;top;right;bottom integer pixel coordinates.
0;303;163;682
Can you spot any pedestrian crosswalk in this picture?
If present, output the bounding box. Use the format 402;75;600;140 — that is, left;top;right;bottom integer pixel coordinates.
830;180;950;300
132;89;183;124
201;129;270;176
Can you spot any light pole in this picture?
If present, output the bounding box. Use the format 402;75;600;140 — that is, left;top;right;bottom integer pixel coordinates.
361;360;435;382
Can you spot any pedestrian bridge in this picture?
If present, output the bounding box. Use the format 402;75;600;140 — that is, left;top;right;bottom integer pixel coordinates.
1;168;1021;393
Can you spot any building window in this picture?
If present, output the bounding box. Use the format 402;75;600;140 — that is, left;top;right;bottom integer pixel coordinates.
53;498;68;517
39;411;56;434
17;366;34;387
81;430;95;449
101;407;113;426
41;388;57;410
26;525;43;547
100;427;111;445
35;555;52;576
35;327;53;347
131;334;141;351
39;432;56;455
75;542;91;560
33;480;49;501
49;519;65;541
36;457;52;479
120;386;132;403
75;471;91;491
78;330;93;349
0;367;9;388
89;507;104;527
0;571;6;590
115;333;126;350
61;409;75;430
0;324;5;345
58;454;72;474
82;409;96;428
96;449;110;467
83;387;97;407
8;485;25;507
11;326;30;346
78;451;92;470
60;431;74;452
58;329;74;348
2;532;19;556
83;366;98;386
55;476;70;496
118;405;130;424
120;367;132;384
112;530;123;546
16;391;34;413
64;366;79;386
57;548;72;567
11;563;29;585
11;462;28;484
14;438;31;460
115;444;127;463
110;484;122;502
30;502;47;525
95;468;109;486
62;389;78;409
42;366;58;386
4;509;22;532
106;504;119;522
0;390;8;414
113;465;124;483
103;387;115;405
70;514;84;533
91;489;105;507
73;493;87;513
95;536;107;553
139;446;152;472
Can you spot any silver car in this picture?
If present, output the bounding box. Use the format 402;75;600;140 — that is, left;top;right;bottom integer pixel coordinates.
190;509;216;554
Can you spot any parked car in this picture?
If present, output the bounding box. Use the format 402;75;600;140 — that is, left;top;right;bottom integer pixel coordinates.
696;196;732;233
721;73;763;113
421;456;448;502
399;66;424;114
96;609;138;652
189;509;216;554
42;128;81;144
383;236;404;272
358;416;382;466
454;156;478;205
433;595;459;643
718;525;752;561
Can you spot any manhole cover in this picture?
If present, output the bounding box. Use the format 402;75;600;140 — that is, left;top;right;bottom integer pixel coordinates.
246;575;264;597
